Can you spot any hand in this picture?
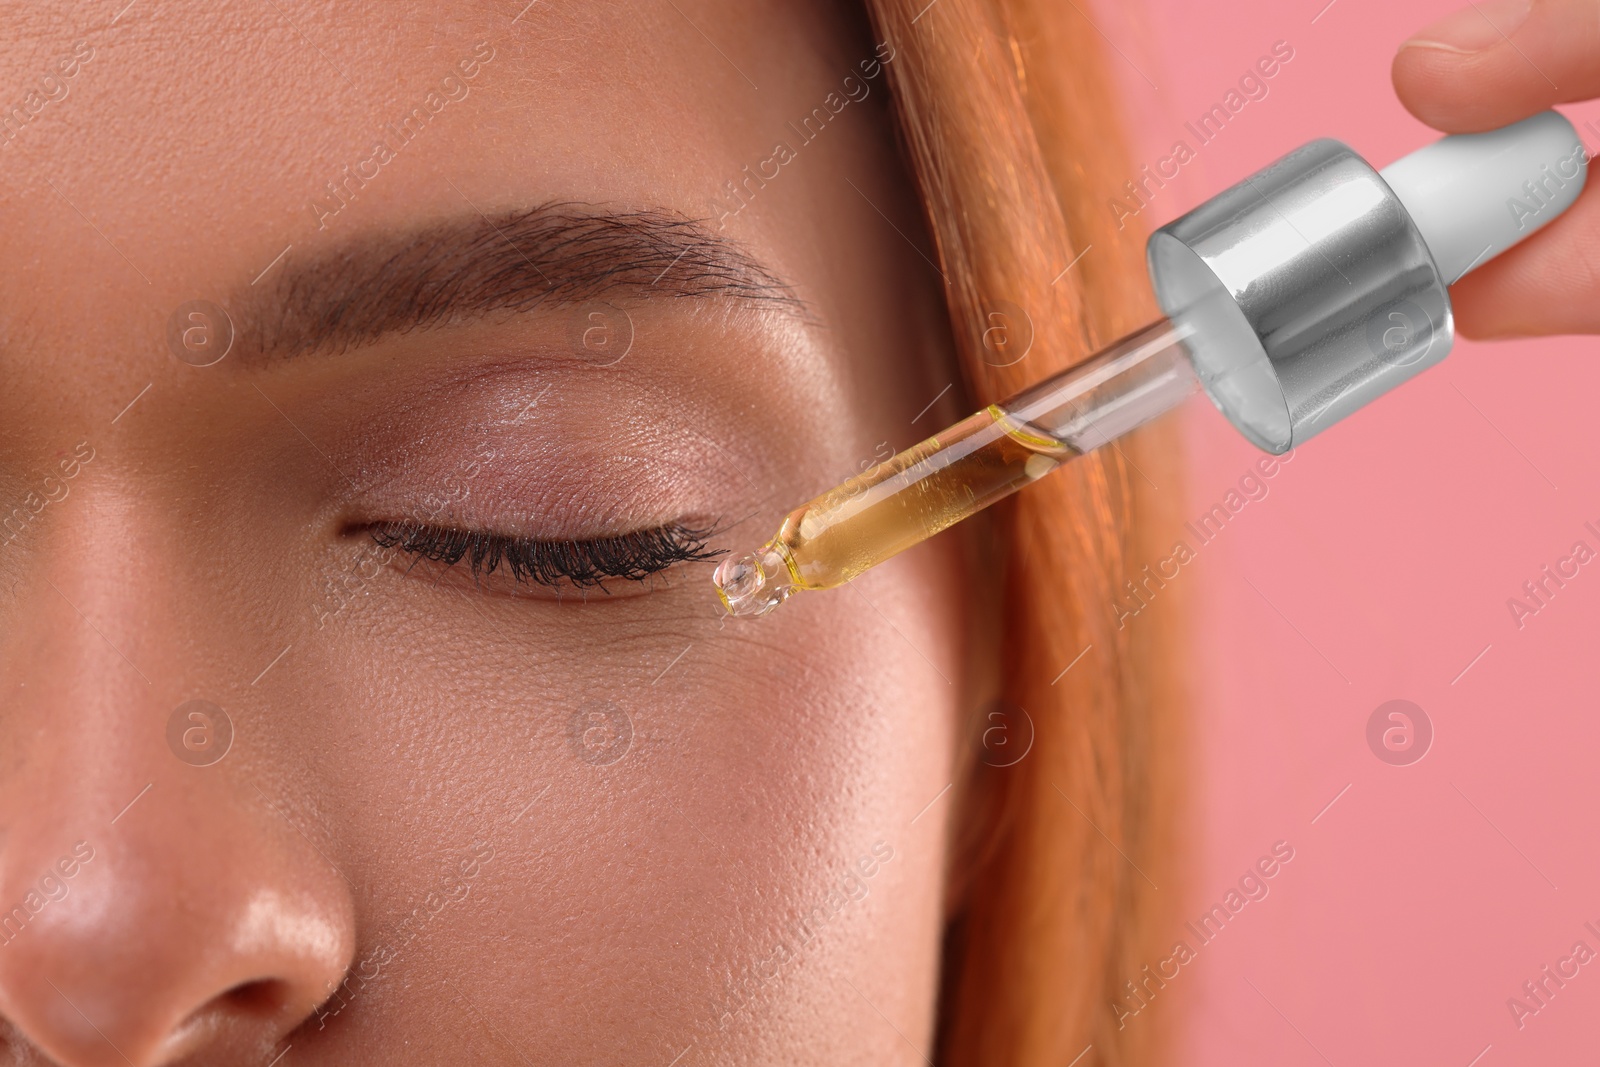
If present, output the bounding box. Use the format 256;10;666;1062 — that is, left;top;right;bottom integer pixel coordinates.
1392;0;1600;337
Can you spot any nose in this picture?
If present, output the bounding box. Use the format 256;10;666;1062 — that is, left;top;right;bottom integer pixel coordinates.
0;529;356;1065
0;791;356;1067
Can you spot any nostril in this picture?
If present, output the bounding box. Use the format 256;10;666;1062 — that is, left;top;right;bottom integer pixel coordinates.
0;1017;27;1061
219;979;294;1018
160;978;301;1059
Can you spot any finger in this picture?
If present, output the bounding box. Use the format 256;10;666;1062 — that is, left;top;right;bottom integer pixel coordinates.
1447;168;1600;337
1392;0;1600;132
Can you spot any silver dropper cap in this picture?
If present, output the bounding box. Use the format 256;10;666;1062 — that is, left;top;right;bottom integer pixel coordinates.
1147;112;1587;453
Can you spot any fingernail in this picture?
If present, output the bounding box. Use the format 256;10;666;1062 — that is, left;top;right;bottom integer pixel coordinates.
1401;0;1533;53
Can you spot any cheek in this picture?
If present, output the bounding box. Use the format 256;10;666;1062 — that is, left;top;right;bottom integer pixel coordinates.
285;515;970;1058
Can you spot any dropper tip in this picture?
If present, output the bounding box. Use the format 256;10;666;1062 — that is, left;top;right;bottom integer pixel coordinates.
712;543;797;618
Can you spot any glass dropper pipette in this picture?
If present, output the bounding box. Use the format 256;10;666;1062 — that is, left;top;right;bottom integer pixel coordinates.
711;317;1199;617
711;111;1589;618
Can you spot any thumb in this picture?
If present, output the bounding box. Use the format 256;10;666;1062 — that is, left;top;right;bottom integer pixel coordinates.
1444;174;1600;338
1392;0;1600;131
1392;0;1600;336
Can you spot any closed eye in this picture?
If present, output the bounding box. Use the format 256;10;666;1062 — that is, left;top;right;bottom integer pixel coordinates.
368;520;724;593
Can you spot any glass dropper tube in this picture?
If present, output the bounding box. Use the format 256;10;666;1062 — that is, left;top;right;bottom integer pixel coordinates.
712;316;1200;617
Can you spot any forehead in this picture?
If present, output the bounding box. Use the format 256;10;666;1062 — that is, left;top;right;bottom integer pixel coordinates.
0;1;865;353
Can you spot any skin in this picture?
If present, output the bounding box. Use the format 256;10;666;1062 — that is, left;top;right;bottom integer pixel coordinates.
4;0;1575;1063
0;2;984;1065
1393;0;1600;338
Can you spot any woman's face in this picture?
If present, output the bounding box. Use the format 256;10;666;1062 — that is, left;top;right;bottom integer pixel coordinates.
0;2;978;1064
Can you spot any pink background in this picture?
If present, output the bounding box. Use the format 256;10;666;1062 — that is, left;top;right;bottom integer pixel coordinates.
1090;1;1600;1063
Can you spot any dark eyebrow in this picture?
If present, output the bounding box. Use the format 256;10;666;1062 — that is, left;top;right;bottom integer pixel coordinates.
232;202;808;362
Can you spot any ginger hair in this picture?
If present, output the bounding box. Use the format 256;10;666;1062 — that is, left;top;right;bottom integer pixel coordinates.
861;1;1187;1063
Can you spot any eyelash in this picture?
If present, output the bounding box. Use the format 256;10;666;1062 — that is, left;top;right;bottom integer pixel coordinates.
369;520;724;591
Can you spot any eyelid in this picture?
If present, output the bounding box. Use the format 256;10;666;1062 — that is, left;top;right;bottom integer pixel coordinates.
350;433;729;545
367;519;724;597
